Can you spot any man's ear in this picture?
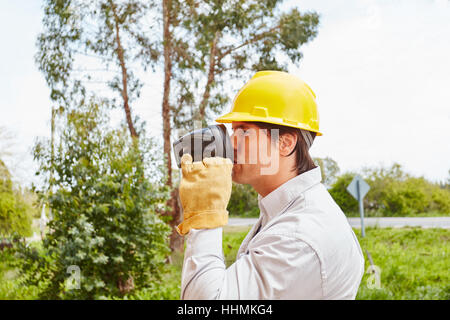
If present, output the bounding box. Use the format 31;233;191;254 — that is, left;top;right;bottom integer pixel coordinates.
278;132;297;157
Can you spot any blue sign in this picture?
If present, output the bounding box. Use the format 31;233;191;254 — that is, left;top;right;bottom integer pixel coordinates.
347;175;370;200
346;175;370;237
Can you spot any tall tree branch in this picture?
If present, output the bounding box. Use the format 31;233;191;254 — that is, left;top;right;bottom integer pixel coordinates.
217;25;280;60
162;0;173;186
198;31;220;122
111;1;138;139
162;0;183;253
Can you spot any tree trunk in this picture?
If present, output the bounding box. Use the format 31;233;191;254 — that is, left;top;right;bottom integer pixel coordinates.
111;1;138;139
198;31;219;123
162;0;183;252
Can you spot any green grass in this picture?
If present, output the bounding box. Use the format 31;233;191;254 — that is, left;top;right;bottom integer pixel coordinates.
221;226;450;300
223;226;252;267
1;226;448;300
127;252;183;300
355;227;450;299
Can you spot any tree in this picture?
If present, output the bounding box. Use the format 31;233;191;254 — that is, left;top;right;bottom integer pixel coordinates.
15;102;171;299
0;127;14;163
160;0;183;252
35;0;322;252
0;126;30;186
36;0;157;139
161;0;320;251
0;160;34;237
0;129;37;237
171;1;320;128
329;163;450;217
328;173;359;215
35;0;162;234
313;157;340;187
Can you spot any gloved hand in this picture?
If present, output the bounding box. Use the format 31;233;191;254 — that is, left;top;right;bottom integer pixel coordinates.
176;153;233;236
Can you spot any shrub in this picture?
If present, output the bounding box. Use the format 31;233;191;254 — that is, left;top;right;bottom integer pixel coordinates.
328;173;359;215
14;102;171;299
0;161;34;237
329;163;450;217
313;156;340;187
430;187;450;213
228;183;260;217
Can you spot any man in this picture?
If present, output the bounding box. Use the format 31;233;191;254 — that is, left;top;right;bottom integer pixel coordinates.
176;71;365;299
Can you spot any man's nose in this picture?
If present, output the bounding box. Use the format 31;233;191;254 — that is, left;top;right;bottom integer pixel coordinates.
230;132;238;162
230;131;236;148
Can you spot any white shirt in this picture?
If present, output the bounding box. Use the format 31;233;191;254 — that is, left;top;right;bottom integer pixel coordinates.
180;166;365;300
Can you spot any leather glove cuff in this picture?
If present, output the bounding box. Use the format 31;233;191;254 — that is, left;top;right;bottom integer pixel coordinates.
176;210;229;236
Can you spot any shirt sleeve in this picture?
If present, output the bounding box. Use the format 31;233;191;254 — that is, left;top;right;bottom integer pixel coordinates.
180;228;324;300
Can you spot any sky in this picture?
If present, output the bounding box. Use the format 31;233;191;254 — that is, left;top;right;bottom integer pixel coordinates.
0;0;449;187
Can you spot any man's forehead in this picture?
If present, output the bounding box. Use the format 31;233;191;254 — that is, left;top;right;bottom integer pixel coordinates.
231;122;257;130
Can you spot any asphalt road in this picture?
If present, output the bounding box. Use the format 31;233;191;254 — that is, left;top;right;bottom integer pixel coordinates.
27;216;449;243
228;217;450;229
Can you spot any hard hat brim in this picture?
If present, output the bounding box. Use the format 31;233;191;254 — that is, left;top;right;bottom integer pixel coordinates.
215;112;323;136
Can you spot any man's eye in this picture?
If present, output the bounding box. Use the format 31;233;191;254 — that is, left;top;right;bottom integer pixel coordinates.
232;128;251;136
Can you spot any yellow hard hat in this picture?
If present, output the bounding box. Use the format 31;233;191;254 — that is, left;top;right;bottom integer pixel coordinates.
215;70;322;136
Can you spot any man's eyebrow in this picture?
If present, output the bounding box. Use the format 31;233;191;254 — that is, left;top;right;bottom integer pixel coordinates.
232;124;250;131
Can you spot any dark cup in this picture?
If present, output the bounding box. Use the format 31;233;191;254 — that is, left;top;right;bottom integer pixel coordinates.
172;124;234;168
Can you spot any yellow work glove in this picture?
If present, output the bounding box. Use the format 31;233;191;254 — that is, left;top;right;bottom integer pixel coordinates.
176;153;233;236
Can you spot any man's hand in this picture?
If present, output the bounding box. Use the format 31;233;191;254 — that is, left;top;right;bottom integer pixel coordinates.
176;153;233;236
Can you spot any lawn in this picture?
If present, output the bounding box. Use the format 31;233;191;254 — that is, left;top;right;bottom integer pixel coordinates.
1;226;448;300
221;226;450;300
355;227;449;299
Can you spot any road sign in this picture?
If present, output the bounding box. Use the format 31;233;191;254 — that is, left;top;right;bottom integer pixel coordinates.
347;175;370;237
347;175;370;200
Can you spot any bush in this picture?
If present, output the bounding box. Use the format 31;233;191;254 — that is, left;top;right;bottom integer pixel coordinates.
313;156;340;187
329;163;450;217
228;183;260;217
0;160;34;237
328;173;359;215
14;102;171;299
430;187;450;213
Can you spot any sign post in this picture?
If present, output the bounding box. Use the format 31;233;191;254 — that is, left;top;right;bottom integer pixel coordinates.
346;175;370;237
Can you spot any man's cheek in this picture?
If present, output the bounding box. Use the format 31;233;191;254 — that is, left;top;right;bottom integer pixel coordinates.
236;149;246;164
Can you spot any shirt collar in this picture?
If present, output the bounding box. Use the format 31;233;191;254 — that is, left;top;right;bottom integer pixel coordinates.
258;166;322;221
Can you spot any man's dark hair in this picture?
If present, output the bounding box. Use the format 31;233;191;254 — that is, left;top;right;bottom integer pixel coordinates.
252;122;317;175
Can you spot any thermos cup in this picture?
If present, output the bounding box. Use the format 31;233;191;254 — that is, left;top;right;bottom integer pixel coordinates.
172;124;234;168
